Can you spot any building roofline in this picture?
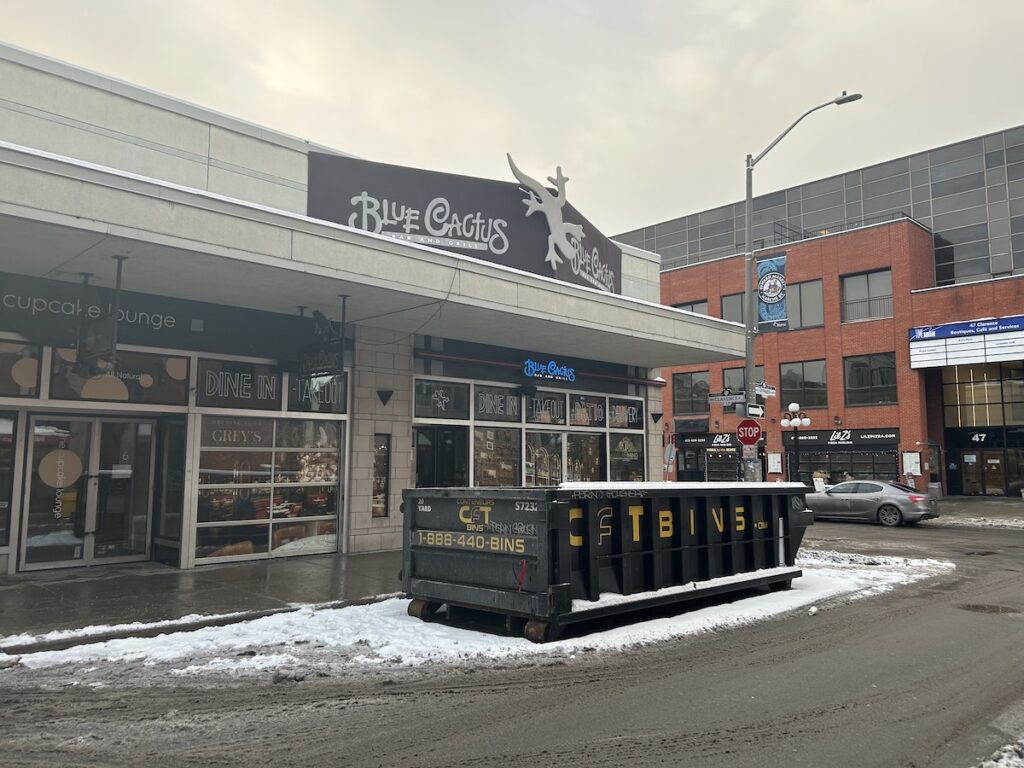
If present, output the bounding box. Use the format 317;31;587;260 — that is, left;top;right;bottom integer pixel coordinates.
616;121;1024;240
0;41;350;159
910;272;1024;295
659;215;932;276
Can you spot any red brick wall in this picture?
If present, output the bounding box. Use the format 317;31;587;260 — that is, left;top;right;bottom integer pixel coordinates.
660;220;949;481
910;275;1024;326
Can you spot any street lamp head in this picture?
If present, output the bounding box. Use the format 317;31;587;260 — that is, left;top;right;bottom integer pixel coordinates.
800;417;811;428
788;402;800;414
834;91;863;105
780;417;791;428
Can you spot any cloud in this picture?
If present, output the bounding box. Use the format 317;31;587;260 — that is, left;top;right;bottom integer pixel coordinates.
2;0;1023;234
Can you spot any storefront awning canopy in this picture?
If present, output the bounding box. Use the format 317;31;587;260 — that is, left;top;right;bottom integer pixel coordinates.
0;143;744;369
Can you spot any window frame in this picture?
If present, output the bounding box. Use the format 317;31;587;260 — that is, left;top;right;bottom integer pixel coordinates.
787;279;824;330
843;352;898;406
672;371;710;415
720;293;744;324
840;269;893;322
779;359;828;409
672;299;709;315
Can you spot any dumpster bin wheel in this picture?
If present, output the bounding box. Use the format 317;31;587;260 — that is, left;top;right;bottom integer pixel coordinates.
768;579;793;592
505;615;527;636
524;620;555;643
408;599;443;620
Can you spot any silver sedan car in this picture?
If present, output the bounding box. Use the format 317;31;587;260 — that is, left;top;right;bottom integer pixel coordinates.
805;480;939;526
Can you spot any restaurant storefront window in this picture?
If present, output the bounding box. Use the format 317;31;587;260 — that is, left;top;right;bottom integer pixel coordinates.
51;349;190;405
0;271;356;574
414;376;645;488
0;342;41;397
195;417;341;560
783;429;900;485
610;433;644;481
473;427;521;486
525;431;562;486
415;380;470;419
567;433;606;482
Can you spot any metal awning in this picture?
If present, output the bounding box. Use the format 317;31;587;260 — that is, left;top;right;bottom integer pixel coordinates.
0;142;745;368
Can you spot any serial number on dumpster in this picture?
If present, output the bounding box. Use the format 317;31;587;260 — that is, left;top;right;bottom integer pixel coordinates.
415;529;530;555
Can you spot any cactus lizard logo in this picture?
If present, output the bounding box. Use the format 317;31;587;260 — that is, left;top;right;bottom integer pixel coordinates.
507;154;585;272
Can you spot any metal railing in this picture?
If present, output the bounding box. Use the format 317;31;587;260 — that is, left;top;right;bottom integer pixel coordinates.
756;211;922;251
841;294;894;322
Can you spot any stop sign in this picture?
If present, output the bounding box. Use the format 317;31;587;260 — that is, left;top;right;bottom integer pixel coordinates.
736;419;762;446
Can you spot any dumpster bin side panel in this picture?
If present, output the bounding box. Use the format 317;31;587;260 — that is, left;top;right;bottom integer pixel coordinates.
783;492;812;565
404;489;550;605
404;485;812;629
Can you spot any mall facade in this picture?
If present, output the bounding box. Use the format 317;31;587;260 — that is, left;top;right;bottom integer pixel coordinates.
0;44;744;574
617;127;1024;496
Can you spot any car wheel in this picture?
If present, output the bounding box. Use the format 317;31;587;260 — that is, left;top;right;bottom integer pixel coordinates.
878;504;903;527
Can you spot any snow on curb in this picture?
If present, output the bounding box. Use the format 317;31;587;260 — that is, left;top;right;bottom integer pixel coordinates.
0;551;954;675
928;517;1024;530
0;611;250;649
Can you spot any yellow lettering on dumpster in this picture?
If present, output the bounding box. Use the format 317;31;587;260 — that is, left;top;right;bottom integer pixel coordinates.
598;508;613;545
659;509;673;538
569;508;583;547
489;536;526;553
711;507;725;533
628;505;644;542
458;503;491;531
736;505;746;532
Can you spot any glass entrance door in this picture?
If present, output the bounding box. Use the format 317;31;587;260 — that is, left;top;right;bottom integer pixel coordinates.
960;450;1007;496
22;416;156;569
94;421;154;558
982;451;1005;496
961;452;982;495
414;426;469;487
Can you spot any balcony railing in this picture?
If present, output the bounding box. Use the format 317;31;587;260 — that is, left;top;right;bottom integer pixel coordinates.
841;295;893;322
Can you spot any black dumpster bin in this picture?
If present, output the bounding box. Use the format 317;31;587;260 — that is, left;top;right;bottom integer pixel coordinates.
402;482;811;642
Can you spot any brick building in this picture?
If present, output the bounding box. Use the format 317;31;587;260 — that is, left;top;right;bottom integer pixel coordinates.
619;126;1024;497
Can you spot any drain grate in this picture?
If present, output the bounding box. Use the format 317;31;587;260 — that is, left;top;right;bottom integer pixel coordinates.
959;604;1022;615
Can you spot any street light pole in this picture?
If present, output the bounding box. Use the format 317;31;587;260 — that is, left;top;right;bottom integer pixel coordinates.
781;402;811;483
741;91;862;482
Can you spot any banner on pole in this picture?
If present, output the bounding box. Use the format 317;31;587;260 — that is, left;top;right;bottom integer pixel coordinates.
757;252;788;332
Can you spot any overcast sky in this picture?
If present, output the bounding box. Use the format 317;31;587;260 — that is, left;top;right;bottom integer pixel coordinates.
3;0;1022;235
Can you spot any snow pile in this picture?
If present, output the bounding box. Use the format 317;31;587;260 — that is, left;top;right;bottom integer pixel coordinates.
0;550;954;675
929;517;1024;530
0;612;248;649
980;737;1024;768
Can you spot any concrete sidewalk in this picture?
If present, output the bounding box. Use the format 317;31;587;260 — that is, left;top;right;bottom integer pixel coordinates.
931;495;1024;520
1;495;1021;654
0;549;402;654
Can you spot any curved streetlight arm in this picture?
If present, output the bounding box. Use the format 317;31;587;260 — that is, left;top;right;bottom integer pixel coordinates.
749;98;836;170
